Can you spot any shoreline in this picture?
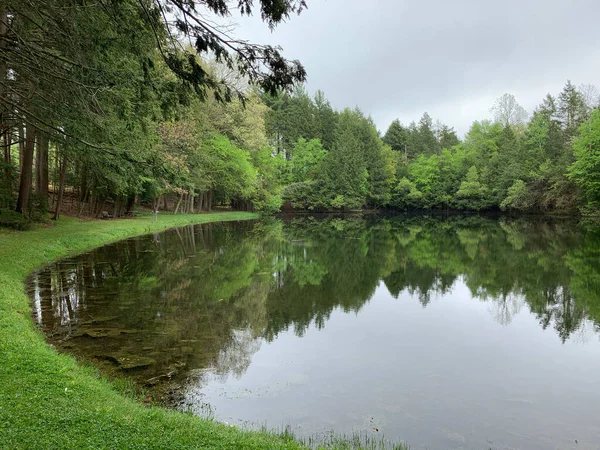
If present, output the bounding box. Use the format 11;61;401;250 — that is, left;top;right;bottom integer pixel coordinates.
0;211;321;449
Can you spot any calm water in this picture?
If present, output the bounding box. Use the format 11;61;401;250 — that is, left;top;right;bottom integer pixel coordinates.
28;215;600;450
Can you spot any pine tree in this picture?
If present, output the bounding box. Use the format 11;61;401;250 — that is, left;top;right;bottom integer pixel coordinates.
558;80;588;138
383;119;408;153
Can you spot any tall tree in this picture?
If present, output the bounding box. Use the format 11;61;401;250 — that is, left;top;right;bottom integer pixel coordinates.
491;93;528;127
579;84;600;114
313;90;338;150
35;132;49;209
437;123;461;150
323;109;369;209
383;119;408;153
558;81;588;138
15;123;34;214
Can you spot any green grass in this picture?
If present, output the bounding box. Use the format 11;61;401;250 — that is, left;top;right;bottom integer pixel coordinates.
276;429;409;450
0;212;409;449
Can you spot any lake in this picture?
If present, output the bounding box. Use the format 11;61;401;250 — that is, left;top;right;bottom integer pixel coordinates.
28;215;600;449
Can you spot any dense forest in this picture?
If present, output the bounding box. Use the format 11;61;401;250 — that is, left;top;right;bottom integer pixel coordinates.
2;1;600;225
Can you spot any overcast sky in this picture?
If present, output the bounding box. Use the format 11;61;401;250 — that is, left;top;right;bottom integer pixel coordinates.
224;0;600;136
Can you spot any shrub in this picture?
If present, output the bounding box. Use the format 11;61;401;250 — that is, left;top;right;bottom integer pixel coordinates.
0;209;33;230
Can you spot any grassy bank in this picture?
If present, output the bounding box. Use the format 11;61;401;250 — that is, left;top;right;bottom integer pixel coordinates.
0;212;319;449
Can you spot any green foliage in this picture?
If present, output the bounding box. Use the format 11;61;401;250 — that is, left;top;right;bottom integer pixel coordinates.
0;162;16;208
391;177;424;209
383;119;408;151
271;82;600;214
321;109;371;209
250;147;283;213
263;87;337;157
198;134;257;202
282;181;324;210
282;138;327;184
455;166;491;210
408;155;440;207
559;80;589;138
437;124;461;150
569;109;600;208
0;208;32;230
367;143;397;206
500;180;532;211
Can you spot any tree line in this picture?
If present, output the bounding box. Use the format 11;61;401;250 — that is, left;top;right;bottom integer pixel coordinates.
2;1;600;222
275;83;600;213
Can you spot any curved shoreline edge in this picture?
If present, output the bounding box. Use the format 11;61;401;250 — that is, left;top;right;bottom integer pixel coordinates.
0;212;317;449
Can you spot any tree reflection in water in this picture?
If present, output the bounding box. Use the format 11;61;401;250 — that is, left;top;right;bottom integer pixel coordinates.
28;215;600;400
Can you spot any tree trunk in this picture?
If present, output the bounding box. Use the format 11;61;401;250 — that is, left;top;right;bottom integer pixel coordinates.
35;131;49;209
50;145;58;210
174;191;184;214
3;129;10;182
198;192;204;211
79;165;88;202
182;193;188;214
189;193;195;213
15;123;35;215
207;188;213;212
53;151;67;220
88;193;95;216
78;189;89;217
0;4;8;180
125;194;135;216
96;198;107;218
114;195;121;217
18;124;25;172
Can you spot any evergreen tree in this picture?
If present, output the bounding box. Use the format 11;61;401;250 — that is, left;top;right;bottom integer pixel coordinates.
437;125;461;150
383;119;408;153
417;112;441;156
323;109;369;209
558;80;588;139
313;90;338;150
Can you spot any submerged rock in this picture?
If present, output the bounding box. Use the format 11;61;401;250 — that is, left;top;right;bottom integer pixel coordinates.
73;327;140;339
94;353;155;370
79;315;118;325
118;356;156;371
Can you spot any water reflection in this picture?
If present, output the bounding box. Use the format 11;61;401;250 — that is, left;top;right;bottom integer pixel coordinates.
28;215;600;449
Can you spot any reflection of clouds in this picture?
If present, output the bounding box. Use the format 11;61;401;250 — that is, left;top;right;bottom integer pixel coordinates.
571;318;595;345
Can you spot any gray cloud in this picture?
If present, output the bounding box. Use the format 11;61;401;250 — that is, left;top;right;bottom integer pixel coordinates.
226;0;600;135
